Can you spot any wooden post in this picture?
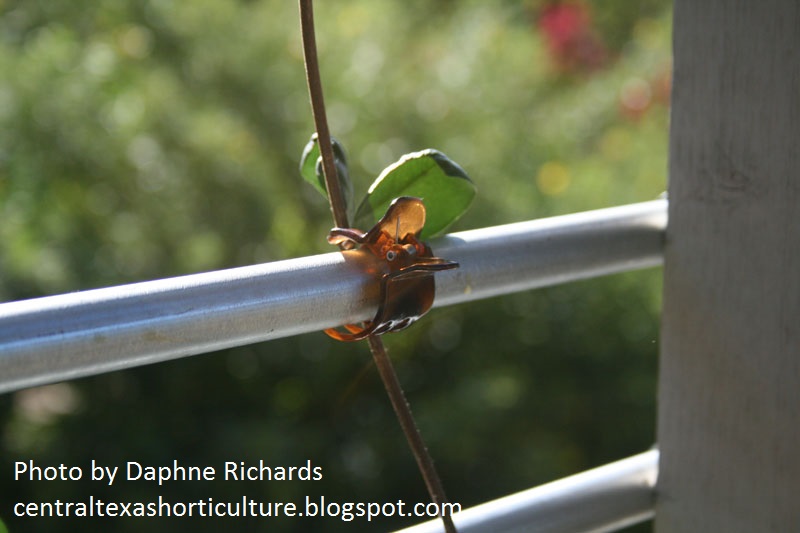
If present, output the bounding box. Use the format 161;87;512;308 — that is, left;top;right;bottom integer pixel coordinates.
656;1;800;531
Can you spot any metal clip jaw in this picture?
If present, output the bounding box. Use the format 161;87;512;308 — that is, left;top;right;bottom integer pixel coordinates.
324;197;458;342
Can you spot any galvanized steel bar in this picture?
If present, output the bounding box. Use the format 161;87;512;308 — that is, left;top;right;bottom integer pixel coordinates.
394;449;659;533
0;200;666;393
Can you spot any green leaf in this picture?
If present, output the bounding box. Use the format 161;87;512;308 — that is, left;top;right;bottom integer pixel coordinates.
299;133;354;218
299;133;326;197
355;149;476;238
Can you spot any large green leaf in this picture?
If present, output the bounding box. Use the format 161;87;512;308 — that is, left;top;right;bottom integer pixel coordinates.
355;149;475;238
299;133;354;218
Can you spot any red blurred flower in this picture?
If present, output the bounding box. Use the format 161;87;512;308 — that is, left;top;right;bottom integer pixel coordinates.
538;2;608;73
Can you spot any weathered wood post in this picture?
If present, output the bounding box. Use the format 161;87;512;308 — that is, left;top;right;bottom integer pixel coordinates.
656;1;800;531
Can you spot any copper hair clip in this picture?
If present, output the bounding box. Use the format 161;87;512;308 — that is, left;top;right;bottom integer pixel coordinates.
324;197;458;342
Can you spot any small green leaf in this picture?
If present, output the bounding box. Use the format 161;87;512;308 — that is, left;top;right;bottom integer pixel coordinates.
299;133;325;196
299;133;354;217
355;149;476;238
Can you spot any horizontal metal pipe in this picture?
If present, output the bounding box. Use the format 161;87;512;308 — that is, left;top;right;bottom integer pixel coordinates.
432;199;666;306
394;449;659;533
0;200;666;393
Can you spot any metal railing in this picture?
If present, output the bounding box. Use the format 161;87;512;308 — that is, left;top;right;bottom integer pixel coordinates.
0;200;665;394
0;199;667;533
396;450;658;533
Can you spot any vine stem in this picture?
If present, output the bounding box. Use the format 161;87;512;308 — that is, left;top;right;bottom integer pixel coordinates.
367;336;457;533
298;0;348;230
298;2;456;532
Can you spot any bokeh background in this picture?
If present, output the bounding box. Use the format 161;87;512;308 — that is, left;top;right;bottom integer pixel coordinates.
0;1;671;531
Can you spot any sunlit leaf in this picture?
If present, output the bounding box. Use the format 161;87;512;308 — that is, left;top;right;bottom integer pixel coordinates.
299;133;354;217
355;149;476;238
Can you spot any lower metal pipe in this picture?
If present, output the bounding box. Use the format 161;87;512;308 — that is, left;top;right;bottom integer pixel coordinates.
394;450;659;533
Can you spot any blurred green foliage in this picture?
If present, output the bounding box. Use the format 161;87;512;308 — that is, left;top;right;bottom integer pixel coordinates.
0;1;671;531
